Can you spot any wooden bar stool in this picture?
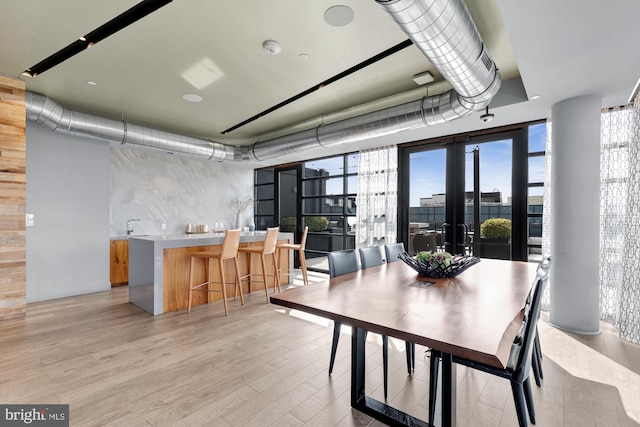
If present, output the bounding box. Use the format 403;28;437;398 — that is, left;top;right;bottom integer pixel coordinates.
276;226;309;286
238;227;280;302
187;229;243;315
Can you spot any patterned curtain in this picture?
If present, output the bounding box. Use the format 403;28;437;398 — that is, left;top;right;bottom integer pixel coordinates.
600;100;640;344
355;145;398;248
541;119;552;310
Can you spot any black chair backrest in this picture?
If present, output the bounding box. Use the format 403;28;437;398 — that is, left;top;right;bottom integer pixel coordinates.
526;255;553;306
359;246;384;269
328;250;360;278
413;233;438;253
384;243;405;263
510;264;550;382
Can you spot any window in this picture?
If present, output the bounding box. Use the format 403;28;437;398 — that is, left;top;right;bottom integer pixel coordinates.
254;168;275;229
527;122;547;261
254;153;359;273
301;154;358;271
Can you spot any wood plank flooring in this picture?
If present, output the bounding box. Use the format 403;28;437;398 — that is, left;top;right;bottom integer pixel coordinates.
1;271;640;426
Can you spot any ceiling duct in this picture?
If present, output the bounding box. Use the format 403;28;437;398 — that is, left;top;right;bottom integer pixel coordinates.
26;91;231;161
25;0;501;163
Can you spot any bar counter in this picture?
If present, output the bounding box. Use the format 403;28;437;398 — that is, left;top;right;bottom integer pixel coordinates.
129;231;293;315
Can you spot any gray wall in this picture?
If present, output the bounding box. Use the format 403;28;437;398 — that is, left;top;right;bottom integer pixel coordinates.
26;123;110;302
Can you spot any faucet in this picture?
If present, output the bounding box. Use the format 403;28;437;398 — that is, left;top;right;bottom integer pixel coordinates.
127;219;141;235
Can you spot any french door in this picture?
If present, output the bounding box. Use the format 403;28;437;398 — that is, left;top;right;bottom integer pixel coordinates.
399;129;529;261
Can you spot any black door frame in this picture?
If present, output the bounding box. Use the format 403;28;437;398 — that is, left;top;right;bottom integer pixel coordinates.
274;164;303;247
398;126;529;261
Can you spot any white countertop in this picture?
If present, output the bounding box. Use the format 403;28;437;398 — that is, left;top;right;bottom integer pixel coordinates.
127;230;294;315
125;231;293;250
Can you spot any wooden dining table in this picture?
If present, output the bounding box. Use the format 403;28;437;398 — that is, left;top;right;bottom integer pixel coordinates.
270;258;538;427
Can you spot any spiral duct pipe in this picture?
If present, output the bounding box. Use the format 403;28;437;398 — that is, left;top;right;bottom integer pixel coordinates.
26;0;501;163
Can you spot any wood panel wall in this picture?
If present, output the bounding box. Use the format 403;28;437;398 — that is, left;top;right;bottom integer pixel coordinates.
0;76;26;321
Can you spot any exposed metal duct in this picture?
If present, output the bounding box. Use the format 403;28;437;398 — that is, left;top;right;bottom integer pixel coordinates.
254;0;502;160
25;92;231;161
26;0;501;163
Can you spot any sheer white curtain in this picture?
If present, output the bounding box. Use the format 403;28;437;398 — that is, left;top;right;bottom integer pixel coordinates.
355;145;398;248
541;119;552;310
600;100;640;344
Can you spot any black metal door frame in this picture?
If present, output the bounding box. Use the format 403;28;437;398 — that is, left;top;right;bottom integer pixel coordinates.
274;164;302;263
399;127;529;261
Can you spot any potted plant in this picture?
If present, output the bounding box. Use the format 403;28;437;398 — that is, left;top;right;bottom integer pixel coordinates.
478;218;511;259
306;216;329;232
280;216;329;233
280;217;297;233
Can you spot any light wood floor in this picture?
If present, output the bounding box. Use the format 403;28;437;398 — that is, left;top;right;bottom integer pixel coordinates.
1;271;640;426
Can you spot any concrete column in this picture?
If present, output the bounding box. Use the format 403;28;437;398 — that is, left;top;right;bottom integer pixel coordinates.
549;95;601;334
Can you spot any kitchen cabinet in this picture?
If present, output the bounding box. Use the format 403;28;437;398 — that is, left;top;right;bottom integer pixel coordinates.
110;239;128;286
128;232;293;315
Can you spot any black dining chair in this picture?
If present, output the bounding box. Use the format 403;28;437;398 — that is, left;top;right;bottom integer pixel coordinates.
531;254;552;387
384;242;405;263
359;246;384;268
382;243;418;375
358;247;391;398
329;248;405;400
327;250;361;377
412;232;438;254
358;246;417;399
428;259;551;427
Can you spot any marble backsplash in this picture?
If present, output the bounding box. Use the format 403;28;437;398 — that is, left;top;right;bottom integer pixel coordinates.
110;147;254;237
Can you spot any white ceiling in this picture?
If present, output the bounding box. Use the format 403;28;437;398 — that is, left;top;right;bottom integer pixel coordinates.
2;0;640;165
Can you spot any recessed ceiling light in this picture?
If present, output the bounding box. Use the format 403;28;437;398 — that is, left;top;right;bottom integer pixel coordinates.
86;80;97;86
529;95;541;100
181;57;224;90
324;5;354;27
299;53;309;60
182;93;203;103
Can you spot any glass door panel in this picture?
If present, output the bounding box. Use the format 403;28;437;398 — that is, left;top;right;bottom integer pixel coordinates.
277;168;300;267
403;135;516;259
408;148;446;254
465;139;513;259
278;169;298;229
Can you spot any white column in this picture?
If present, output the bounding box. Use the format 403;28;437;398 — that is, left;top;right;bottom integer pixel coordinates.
549;95;601;334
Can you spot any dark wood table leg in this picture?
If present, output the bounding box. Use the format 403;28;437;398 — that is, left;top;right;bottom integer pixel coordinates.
441;353;456;427
351;326;367;407
350;327;429;427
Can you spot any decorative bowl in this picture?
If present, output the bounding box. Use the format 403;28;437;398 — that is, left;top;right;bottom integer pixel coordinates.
398;251;480;278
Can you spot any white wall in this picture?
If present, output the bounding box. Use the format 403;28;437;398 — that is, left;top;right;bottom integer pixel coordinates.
110;148;253;236
26;123;110;302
